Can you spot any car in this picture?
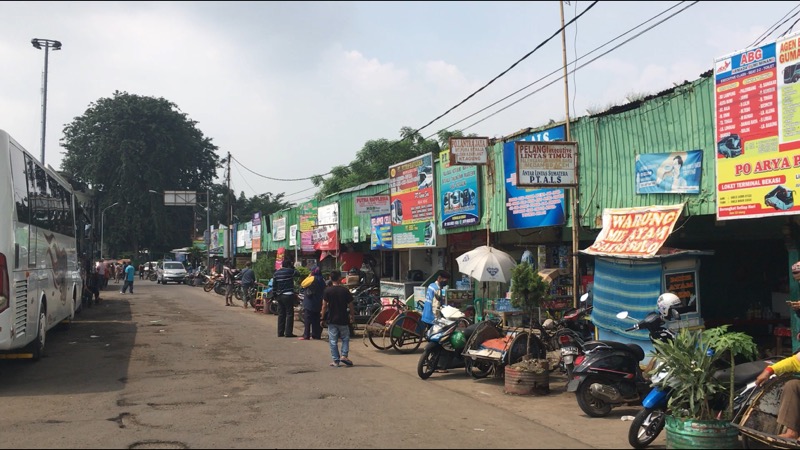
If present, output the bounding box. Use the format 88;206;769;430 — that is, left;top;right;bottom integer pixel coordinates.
157;261;187;284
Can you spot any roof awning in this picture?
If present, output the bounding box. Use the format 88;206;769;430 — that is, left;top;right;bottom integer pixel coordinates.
580;204;687;259
538;268;569;284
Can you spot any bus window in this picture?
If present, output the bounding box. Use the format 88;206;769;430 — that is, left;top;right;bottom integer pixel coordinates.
9;144;30;269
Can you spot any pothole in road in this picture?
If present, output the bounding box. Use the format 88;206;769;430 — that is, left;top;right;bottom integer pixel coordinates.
128;440;188;449
290;369;315;374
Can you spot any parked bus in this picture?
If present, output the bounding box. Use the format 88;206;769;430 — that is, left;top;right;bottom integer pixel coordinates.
0;129;82;360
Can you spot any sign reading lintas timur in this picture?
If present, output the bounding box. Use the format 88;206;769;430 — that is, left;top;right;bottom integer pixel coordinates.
515;141;577;187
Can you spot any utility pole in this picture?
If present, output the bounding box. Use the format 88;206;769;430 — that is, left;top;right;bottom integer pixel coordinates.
226;152;232;259
560;0;580;308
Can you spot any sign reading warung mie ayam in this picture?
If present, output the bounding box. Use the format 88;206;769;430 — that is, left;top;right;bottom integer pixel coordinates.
583;204;684;258
515;141;577;187
449;137;489;165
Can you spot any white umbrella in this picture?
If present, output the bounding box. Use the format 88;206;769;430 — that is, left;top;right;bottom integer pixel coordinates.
456;245;517;283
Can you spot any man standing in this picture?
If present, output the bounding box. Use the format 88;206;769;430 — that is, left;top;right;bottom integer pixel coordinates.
223;259;237;307
273;259;298;337
300;266;325;340
320;270;355;367
420;271;450;328
121;262;135;294
240;261;256;309
138;263;145;280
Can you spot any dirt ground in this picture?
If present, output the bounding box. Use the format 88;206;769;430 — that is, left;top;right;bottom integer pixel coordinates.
0;280;664;449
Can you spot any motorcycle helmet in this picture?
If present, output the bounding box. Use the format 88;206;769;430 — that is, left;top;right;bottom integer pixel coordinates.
542;318;555;330
657;293;681;319
450;330;466;351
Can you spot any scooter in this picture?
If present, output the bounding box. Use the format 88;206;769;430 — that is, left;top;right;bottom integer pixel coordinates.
566;310;676;418
417;306;472;380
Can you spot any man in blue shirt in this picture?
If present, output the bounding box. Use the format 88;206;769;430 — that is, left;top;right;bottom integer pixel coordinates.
273;259;299;337
121;262;136;294
420;271;450;327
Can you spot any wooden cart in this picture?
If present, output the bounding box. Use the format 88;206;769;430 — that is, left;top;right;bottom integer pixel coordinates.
734;374;800;449
460;320;545;379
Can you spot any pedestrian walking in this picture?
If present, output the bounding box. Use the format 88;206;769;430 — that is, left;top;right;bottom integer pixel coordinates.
138;263;144;280
320;270;355;367
121;262;135;294
223;259;238;306
273;259;299;337
240;262;256;309
299;266;325;340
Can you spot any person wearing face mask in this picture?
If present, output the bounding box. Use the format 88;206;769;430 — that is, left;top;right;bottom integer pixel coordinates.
420;271;450;328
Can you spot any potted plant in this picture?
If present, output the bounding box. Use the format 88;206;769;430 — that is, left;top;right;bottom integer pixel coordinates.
650;325;758;449
504;261;551;395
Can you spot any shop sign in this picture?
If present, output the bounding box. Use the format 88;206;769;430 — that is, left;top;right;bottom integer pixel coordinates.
355;195;390;215
503;126;567;230
449;137;489;165
583;204;684;258
664;270;698;314
635;150;703;194
318;203;339;226
289;224;297;246
440;154;480;229
312;224;338;251
515;141;577;187
301;231;314;253
272;216;286;241
275;247;285;270
714;32;800;220
388;153;436;248
252;212;261;253
370;214;393;250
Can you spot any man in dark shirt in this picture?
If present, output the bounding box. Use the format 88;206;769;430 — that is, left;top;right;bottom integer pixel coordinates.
273;259;298;337
321;270;355;367
240;261;256;309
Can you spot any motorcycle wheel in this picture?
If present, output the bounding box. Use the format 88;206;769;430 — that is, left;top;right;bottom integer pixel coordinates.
268;301;278;315
417;346;441;380
565;362;575;379
234;287;243;301
214;283;226;296
628;407;665;449
576;377;613;417
465;358;493;379
148;273;157;282
203;281;214;292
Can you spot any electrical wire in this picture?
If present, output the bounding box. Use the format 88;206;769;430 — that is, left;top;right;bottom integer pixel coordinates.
779;16;800;38
456;1;699;134
750;3;800;47
230;154;332;182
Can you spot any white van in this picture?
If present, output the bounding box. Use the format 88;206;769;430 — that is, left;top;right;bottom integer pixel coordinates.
157;261;187;284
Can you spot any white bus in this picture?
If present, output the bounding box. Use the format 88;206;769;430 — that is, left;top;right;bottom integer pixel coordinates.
0;129;82;360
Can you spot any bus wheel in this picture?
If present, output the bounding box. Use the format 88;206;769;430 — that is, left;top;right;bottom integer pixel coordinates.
29;310;47;361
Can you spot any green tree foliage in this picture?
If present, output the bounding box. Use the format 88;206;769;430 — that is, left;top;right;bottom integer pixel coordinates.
61;91;220;258
312;126;442;198
510;261;550;358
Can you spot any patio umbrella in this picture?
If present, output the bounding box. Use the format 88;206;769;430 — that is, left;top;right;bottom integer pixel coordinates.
456;245;517;283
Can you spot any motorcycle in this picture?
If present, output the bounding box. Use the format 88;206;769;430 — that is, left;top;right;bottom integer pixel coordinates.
417;306;472;380
567;310;676;418
542;304;594;379
628;350;778;449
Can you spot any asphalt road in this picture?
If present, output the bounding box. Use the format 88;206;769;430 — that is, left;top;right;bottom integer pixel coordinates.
0;280;664;449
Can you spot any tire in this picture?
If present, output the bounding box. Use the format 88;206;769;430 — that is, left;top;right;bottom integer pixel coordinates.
565;362;575;380
29;308;47;361
268;301;278;315
417;346;441;380
628;407;666;449
234;286;243;301
203;281;214;292
368;332;393;350
148;273;157;282
465;358;493;379
390;314;423;354
576;377;613;417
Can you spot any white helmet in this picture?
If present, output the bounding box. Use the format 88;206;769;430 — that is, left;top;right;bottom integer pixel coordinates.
657;293;681;319
542;318;555;330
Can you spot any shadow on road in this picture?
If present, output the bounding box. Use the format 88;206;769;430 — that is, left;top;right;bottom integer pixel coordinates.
0;296;135;396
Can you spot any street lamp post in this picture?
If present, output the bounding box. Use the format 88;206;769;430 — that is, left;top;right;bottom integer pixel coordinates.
31;38;62;166
100;202;121;260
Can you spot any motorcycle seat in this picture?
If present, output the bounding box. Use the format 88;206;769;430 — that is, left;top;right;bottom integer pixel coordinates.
713;360;768;388
584;340;645;362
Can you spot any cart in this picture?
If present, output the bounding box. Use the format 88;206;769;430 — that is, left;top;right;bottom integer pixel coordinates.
364;297;426;354
461;320;546;379
734;374;800;449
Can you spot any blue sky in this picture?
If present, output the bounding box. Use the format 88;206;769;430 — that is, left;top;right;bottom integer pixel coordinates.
0;1;797;204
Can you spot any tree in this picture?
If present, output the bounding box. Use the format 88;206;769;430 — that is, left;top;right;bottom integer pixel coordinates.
510;262;550;359
61;91;220;257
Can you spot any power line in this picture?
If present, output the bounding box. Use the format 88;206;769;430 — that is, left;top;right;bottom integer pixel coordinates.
456;1;700;133
425;1;690;139
230;154;331;182
414;1;599;135
750;3;800;47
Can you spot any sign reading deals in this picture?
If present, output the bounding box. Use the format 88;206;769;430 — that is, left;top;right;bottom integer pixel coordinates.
389;153;436;248
440;150;480;229
714;32;800;220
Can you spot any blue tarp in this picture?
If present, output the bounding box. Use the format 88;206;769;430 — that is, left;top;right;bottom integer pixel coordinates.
591;258;662;341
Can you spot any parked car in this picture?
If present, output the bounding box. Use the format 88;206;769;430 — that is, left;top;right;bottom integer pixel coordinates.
157;261;187;284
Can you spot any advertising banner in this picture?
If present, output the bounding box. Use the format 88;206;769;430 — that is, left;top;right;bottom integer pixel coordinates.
312;224;338;251
272;216;286;241
635;150;703;194
289;224;297;246
714;33;800;220
370;214;393;250
318;203;339;226
440;150;480;229
252;212;261;253
449;137;489;165
355;196;390;215
515;141;578;187
582;204;684;258
389;153;436;248
504;126;566;230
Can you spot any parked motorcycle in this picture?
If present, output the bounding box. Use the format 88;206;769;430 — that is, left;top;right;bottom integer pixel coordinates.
417;306;472;379
566;308;677;418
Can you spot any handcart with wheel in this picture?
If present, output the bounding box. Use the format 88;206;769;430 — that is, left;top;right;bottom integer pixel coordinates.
734;373;800;449
461;319;546;379
364;297;427;353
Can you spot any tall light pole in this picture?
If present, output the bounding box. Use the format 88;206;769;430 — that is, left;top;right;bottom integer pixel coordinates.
100;202;121;260
31;38;62;166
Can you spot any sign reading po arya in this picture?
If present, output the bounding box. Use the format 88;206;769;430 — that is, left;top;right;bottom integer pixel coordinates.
515;141;578;187
582;204;685;258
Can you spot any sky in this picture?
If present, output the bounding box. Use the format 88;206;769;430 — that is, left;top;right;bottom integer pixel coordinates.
1;1;797;206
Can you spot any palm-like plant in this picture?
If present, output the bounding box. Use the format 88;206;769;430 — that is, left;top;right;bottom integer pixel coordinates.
509;261;551;358
650;325;757;421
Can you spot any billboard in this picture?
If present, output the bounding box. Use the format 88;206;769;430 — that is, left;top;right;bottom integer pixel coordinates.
440;150;480;229
388;153;436;248
355;196;390;215
370;214;393;250
714;33;800;220
635;150;703;194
